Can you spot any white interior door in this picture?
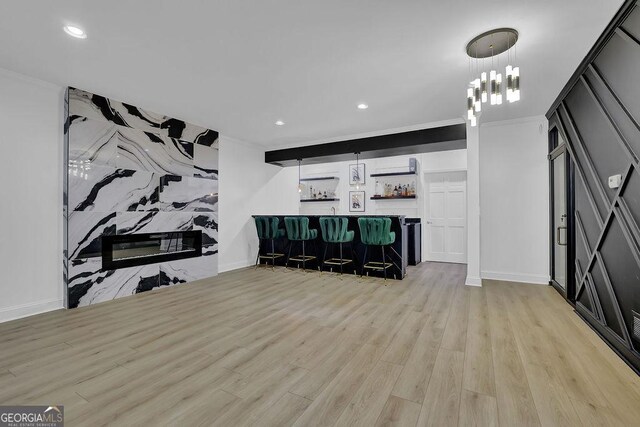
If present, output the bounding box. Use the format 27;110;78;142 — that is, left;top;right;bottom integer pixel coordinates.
425;171;467;263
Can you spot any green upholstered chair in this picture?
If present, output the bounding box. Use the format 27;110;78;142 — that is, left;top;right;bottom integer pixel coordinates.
319;217;356;275
357;217;397;280
284;216;319;270
254;216;286;269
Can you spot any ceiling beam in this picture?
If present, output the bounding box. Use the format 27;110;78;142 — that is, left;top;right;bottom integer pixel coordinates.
264;123;466;166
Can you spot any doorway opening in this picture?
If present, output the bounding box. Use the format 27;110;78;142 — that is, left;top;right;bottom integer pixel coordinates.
548;125;575;302
423;171;467;263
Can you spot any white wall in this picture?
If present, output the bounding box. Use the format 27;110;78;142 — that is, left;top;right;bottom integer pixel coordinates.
218;137;298;272
0;68;65;321
479;116;549;284
422;149;467;172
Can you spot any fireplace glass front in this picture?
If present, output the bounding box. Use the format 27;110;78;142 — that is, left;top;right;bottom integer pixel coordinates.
102;231;202;269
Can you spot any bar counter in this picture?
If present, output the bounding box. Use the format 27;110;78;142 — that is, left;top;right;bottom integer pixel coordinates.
252;215;408;279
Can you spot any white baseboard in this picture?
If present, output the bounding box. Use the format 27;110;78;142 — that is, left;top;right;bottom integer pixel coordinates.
0;299;63;323
219;259;253;273
481;270;549;285
465;276;482;287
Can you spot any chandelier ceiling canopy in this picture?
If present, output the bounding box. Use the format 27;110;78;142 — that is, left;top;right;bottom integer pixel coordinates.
466;28;518;58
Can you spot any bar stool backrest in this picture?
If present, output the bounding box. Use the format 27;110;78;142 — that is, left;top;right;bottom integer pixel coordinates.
285;216;313;241
319;217;350;243
254;216;280;240
358;217;395;245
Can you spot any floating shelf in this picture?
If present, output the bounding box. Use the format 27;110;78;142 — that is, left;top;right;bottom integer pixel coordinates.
370;195;416;200
300;176;339;181
300;198;340;203
370;171;417;177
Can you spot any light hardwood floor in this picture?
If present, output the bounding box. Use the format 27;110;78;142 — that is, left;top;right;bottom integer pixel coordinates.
1;262;639;426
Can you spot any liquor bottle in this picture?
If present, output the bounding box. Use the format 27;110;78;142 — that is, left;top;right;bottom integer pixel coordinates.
375;180;381;197
410;181;416;196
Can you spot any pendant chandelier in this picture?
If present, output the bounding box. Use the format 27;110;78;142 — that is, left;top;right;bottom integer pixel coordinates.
466;28;520;127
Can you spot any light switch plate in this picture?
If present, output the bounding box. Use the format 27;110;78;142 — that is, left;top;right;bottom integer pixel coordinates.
608;174;622;189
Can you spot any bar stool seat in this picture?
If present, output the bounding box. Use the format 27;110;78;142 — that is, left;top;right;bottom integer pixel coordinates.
284;216;318;270
254;216;286;269
319;217;356;275
358;217;397;280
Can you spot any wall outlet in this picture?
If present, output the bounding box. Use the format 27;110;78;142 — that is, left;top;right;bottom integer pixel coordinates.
608;174;622;189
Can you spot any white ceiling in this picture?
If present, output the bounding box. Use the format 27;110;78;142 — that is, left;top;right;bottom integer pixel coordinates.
0;0;624;149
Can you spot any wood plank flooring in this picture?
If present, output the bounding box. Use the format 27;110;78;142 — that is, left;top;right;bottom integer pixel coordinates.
1;262;639;426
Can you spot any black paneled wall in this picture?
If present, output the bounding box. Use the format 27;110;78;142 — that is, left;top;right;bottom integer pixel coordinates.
548;0;640;372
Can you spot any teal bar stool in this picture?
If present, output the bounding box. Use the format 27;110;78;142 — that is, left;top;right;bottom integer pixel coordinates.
358;217;397;280
319;217;355;275
254;216;286;269
284;216;318;270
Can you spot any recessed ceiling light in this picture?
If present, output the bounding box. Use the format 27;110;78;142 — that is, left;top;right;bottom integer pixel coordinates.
63;25;87;39
357;103;368;110
275;120;285;126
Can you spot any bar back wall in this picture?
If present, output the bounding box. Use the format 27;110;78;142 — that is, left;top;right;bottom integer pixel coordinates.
65;88;219;308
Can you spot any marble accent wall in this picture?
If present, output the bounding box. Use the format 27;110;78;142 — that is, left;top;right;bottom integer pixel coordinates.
64;88;219;308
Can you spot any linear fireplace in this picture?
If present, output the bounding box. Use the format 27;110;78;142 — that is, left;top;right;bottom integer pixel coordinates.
102;231;202;270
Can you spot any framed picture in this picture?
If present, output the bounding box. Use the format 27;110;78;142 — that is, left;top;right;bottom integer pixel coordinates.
349;163;365;186
349;191;365;212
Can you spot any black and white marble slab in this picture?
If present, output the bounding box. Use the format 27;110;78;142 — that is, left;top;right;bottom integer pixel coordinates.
193;212;218;247
116;212;194;234
68;117;118;167
159;252;217;286
69;117;197;176
159;175;218;212
68;164;159;212
68;87;218;145
65;87;220;308
115;127;195;176
194;143;219;179
202;245;218;256
68;211;116;260
174;125;219;147
67;258;160;308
